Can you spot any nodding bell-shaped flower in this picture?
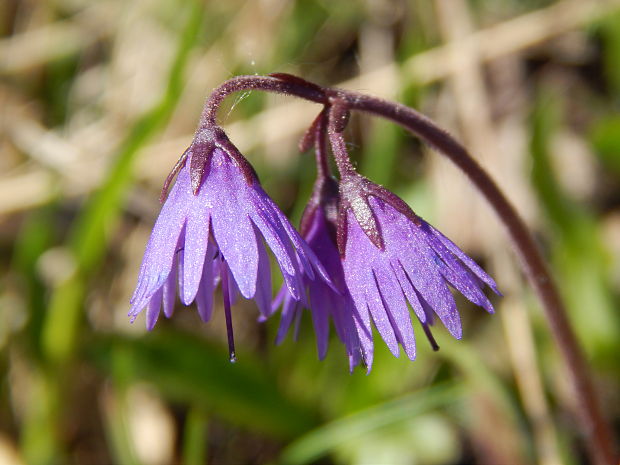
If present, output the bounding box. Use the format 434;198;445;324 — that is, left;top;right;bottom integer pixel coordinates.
337;172;500;370
129;126;332;361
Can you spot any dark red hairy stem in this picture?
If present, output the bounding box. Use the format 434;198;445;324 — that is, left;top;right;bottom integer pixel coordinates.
298;109;339;238
326;99;356;177
200;75;327;128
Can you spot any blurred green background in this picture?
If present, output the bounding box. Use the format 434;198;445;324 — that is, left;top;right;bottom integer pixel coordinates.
1;0;619;464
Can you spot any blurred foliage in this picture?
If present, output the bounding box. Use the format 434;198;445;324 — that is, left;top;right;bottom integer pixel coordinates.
1;0;619;464
530;93;619;359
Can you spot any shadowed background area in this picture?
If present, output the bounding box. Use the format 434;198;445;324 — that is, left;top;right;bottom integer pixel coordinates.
1;0;619;464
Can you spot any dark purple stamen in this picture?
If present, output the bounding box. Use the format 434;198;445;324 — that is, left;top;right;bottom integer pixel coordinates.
220;260;236;363
422;324;440;351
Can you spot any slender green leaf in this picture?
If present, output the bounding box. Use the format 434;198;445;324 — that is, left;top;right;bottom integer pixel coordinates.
280;383;462;465
89;330;317;439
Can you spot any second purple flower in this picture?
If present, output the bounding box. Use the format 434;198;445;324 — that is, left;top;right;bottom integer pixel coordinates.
337;172;500;370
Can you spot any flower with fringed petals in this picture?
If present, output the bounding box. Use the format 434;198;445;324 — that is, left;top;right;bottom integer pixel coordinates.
336;172;500;370
129;126;332;360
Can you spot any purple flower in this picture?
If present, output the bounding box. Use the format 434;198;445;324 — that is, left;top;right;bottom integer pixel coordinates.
129;128;330;359
338;173;500;370
273;177;362;371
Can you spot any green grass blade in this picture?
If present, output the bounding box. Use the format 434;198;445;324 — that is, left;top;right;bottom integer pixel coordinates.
89;329;317;439
279;383;462;465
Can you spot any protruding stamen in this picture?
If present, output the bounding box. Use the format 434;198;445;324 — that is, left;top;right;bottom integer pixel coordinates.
422;324;440;351
220;260;237;363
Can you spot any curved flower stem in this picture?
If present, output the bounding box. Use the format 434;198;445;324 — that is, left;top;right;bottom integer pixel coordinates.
200;75;616;465
200;75;327;128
